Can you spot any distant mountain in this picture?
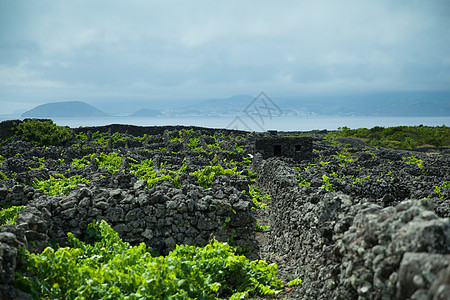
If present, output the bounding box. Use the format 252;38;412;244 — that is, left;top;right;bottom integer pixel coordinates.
131;108;162;117
169;91;450;117
167;95;254;116
22;101;108;117
276;91;450;117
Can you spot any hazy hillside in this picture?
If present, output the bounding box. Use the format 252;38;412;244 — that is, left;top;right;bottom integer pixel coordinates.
166;95;254;116
277;91;450;117
131;108;162;117
169;91;450;117
22;101;108;118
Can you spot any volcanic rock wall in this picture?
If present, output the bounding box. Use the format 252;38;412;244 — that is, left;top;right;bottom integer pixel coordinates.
0;174;255;299
0;122;256;299
256;157;450;299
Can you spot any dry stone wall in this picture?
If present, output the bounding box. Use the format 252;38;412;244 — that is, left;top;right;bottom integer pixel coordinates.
0;123;256;299
256;156;450;299
1;121;449;299
9;174;255;255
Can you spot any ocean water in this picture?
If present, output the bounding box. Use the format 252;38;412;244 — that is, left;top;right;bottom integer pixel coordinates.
1;116;449;132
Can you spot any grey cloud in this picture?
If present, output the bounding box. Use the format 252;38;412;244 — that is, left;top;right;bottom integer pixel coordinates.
0;0;449;113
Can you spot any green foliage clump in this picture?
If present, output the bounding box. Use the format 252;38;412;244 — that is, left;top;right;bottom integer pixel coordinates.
333;151;354;166
287;278;303;287
92;131;108;146
142;147;167;153
403;156;423;169
255;222;270;232
433;181;450;199
32;174;89;196
129;158;183;189
298;174;311;187
70;153;96;170
206;134;227;151
98;152;122;173
235;143;244;153
16;119;72;147
190;165;243;189
74;131;137;148
352;175;371;184
249;186;270;210
0;170;7;184
74;132;87;142
111;132;129;143
326;125;449;149
188;136;200;150
16;220;287;299
29;156;45;171
322;174;334;192
241;156;252;166
0;205;25;225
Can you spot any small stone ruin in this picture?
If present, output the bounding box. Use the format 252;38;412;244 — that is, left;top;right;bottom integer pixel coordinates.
255;136;313;161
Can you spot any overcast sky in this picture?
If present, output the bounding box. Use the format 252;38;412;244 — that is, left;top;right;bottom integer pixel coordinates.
1;0;449;114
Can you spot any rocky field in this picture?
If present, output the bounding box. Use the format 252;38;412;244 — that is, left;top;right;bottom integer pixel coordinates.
0;119;449;299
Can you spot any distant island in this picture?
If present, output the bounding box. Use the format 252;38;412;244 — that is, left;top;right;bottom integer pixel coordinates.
21;101;108;118
16;91;450;119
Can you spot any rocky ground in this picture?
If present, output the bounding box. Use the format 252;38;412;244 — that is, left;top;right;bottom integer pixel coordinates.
253;138;450;299
0;122;449;299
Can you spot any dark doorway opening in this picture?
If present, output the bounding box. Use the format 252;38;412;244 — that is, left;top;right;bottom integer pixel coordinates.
274;145;282;156
295;145;302;152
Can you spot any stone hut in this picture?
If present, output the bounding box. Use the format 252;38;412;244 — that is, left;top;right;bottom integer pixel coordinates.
255;136;312;161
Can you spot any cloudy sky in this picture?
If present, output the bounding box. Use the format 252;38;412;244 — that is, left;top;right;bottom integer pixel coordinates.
1;0;449;114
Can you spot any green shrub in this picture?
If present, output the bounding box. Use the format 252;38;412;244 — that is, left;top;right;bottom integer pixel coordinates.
255;222;270;232
190;165;243;189
403;156;423;169
97;152;122;173
249;186;270;210
29;156;45;171
129;158;181;189
433;181;450;199
16;119;72;146
352;175;371;184
75;132;87;142
0;171;7;184
16;220;287;299
241;156;252;166
32;174;89;196
70;153;96;170
235;143;244;153
188;136;200;150
333;151;354;166
0;205;25;225
298;174;311;187
322;174;334;192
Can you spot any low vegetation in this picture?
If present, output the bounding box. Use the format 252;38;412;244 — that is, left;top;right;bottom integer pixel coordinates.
32;174;89;196
0;205;25;225
15;119;72;147
326;125;449;148
190;165;244;189
16;220;290;299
